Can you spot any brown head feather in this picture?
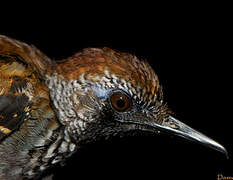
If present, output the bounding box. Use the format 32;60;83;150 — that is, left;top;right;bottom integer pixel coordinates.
56;47;161;105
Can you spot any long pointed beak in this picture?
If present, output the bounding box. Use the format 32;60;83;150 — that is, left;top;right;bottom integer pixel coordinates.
147;115;228;158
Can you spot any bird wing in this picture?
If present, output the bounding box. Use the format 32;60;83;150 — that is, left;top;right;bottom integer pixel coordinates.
0;35;53;142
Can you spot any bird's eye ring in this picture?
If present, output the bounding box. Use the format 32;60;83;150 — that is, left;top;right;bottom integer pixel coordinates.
110;92;132;112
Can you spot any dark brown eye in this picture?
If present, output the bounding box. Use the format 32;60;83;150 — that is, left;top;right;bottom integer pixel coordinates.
110;92;132;112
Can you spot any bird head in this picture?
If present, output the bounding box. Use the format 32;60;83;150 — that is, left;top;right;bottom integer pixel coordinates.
46;47;227;156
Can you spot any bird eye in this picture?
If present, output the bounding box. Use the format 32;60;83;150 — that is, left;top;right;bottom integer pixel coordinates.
110;92;132;112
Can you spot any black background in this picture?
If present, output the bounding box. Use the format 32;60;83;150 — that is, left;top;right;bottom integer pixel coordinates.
0;3;232;180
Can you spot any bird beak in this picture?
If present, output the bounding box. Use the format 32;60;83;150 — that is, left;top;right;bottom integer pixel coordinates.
146;115;228;158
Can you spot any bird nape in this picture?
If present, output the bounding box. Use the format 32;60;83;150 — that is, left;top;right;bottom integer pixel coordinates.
0;35;227;180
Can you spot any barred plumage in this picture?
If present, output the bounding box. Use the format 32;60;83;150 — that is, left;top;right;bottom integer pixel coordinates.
0;35;227;180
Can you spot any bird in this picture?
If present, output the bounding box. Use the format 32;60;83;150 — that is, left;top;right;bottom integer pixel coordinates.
0;35;227;180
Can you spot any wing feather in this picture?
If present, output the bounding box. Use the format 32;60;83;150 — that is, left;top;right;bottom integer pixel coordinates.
0;35;55;142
